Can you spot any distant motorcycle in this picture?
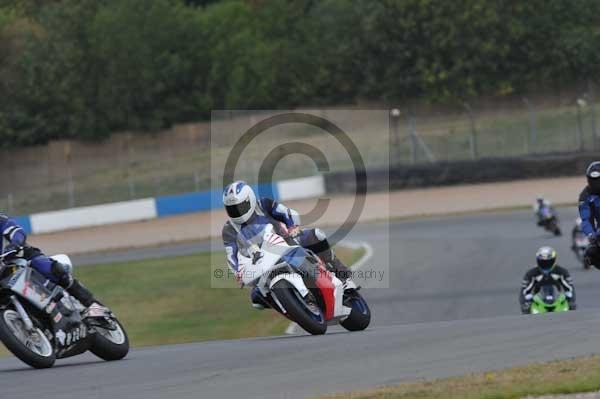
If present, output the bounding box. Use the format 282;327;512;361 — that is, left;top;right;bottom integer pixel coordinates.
537;208;562;236
239;223;371;335
573;229;590;268
530;285;569;314
0;250;129;369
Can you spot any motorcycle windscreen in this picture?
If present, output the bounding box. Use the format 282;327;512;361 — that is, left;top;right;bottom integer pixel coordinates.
540;285;556;305
241;247;308;286
7;268;53;310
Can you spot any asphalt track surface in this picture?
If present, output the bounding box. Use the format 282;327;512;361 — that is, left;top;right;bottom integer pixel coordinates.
3;208;600;399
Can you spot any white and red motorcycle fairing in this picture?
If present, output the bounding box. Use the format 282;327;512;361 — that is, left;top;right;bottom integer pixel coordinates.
238;224;352;331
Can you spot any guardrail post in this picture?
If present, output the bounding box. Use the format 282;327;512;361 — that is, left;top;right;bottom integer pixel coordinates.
407;114;418;163
7;193;13;214
390;108;401;164
576;98;586;152
522;98;537;154
463;102;478;160
65;142;75;208
589;81;598;151
194;170;201;192
128;174;136;199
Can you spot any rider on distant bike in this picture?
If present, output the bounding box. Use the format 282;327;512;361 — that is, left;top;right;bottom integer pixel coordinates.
580;161;600;269
0;213;105;315
533;196;556;226
519;246;576;314
221;181;356;309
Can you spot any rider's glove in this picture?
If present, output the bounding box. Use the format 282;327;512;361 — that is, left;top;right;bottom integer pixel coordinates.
288;226;301;238
251;251;263;265
565;291;573;299
4;244;23;259
589;234;598;246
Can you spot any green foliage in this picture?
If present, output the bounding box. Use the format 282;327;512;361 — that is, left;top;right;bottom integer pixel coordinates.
1;0;600;146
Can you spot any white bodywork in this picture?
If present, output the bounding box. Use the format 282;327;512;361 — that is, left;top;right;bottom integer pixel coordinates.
240;224;350;319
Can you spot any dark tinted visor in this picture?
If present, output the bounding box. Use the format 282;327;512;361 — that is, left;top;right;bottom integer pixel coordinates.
589;176;600;194
226;199;251;218
537;258;555;271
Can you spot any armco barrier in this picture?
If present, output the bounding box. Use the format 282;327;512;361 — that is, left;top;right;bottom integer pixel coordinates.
277;176;325;201
155;183;278;218
30;198;157;234
18;177;324;234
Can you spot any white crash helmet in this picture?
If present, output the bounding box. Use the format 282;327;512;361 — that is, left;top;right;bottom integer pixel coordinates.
223;181;257;224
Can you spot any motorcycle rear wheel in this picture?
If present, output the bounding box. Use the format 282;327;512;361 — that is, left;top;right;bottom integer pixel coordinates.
0;308;55;369
272;280;327;335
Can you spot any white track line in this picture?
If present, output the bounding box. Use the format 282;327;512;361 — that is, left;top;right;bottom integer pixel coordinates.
285;241;374;335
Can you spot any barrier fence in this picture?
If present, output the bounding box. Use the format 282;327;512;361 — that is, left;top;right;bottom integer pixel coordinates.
17;177;324;235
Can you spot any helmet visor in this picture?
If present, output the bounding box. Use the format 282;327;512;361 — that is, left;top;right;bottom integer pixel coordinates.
589;176;600;194
226;199;252;219
537;258;555;271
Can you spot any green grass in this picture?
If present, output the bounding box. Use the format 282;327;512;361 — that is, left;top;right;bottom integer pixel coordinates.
0;245;363;357
74;252;291;347
316;355;600;399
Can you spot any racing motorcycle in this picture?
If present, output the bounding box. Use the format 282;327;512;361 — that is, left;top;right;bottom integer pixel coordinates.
530;284;569;314
0;249;129;368
238;222;371;335
537;208;562;236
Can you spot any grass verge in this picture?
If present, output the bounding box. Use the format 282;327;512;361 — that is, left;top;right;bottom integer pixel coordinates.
316;356;600;399
0;245;363;357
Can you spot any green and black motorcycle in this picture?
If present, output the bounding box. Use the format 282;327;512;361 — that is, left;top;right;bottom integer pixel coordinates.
530;284;570;314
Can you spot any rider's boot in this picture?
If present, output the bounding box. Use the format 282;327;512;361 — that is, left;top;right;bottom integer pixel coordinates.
250;287;270;310
67;280;95;307
327;257;358;292
301;228;358;291
68;280;108;317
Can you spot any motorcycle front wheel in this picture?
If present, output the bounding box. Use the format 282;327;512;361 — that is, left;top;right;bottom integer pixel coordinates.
272;280;327;335
340;291;371;332
0;307;55;368
89;317;129;361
